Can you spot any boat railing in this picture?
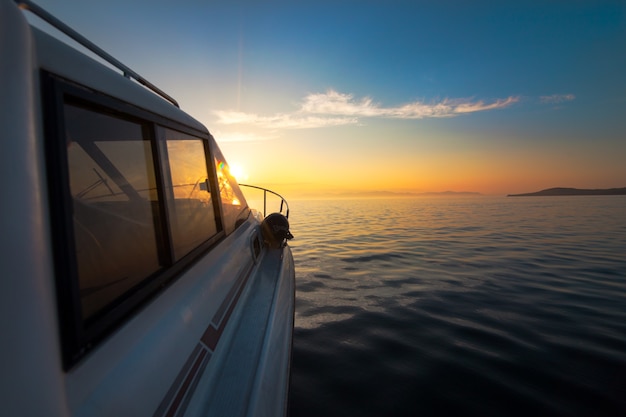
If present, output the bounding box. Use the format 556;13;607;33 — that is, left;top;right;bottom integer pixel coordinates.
15;0;180;108
239;184;290;219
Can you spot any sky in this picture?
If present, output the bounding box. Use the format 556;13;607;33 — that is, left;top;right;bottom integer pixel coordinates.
27;0;626;197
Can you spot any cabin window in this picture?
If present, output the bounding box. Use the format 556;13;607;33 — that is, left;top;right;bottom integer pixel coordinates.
44;73;247;368
64;104;162;320
161;129;218;260
212;146;250;234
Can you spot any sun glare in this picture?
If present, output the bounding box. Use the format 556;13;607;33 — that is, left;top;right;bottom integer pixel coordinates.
229;163;249;182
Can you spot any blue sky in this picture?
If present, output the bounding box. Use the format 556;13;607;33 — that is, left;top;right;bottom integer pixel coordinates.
28;0;626;196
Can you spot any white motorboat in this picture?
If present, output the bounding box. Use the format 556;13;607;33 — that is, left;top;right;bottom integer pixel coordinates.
0;1;295;416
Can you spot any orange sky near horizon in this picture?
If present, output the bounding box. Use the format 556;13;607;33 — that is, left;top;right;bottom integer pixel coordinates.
218;123;626;198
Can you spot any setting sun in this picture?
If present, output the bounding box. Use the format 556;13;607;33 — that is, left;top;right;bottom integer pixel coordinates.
229;163;249;182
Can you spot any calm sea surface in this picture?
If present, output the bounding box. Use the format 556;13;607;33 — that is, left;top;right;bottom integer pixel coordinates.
285;196;626;417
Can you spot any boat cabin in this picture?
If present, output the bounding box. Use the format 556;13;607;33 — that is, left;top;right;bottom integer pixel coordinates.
0;1;294;416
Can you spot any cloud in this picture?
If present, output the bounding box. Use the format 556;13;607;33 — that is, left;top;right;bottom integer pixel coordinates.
214;89;520;129
298;91;519;119
299;91;383;117
540;94;575;104
214;110;358;129
452;96;520;113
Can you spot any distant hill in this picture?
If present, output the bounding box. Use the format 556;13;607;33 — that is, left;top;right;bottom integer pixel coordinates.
508;187;626;197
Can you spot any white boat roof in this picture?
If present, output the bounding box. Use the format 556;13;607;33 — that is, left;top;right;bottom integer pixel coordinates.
31;19;208;135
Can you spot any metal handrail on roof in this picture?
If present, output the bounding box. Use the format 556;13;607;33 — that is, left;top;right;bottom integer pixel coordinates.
16;0;180;108
239;184;290;219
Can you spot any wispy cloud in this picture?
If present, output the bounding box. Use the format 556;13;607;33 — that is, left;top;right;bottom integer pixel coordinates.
452;97;520;113
213;110;357;129
214;89;520;129
540;94;576;104
299;91;519;118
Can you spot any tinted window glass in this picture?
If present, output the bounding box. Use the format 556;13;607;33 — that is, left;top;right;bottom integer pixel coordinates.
213;146;249;234
162;129;218;260
65;104;161;319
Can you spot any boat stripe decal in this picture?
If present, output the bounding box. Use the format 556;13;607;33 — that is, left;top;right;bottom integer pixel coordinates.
153;344;204;417
164;348;209;417
153;258;255;417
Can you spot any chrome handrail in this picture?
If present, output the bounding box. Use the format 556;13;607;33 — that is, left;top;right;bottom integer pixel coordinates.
239;184;290;219
16;0;180;108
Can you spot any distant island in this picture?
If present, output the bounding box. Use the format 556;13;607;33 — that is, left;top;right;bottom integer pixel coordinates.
508;187;626;197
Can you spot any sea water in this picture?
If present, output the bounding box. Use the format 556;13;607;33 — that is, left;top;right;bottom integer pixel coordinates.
286;196;626;417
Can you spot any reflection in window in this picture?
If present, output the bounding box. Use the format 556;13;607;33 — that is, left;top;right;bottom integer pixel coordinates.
68;143;125;201
164;130;218;260
64;104;162;320
97;141;158;200
213;147;249;235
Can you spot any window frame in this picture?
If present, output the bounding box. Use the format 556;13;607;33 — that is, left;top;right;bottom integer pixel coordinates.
42;72;229;369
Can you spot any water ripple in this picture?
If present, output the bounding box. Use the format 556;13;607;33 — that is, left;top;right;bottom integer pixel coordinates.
289;197;626;417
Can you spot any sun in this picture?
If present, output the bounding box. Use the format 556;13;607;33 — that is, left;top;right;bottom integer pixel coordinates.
229;163;249;182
